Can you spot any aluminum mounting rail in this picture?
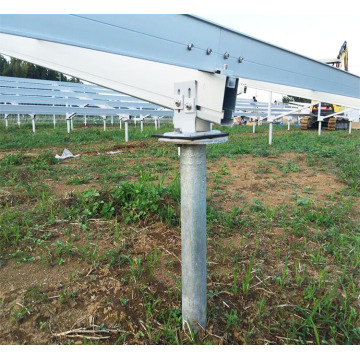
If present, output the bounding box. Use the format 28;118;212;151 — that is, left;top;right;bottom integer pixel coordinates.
0;86;148;103
0;76;147;103
0;95;165;110
0;104;173;117
235;106;298;112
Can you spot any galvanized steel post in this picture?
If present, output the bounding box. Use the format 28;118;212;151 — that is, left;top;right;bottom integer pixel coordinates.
317;102;322;136
268;92;273;145
253;121;256;133
67;119;71;133
125;120;129;142
180;144;207;331
17;114;20;127
32;117;35;133
53;114;56;128
269;122;273;145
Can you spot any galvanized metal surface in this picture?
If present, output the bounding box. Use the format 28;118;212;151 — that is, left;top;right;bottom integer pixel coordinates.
1;15;359;100
180;145;207;331
158;131;228;145
125;121;129;142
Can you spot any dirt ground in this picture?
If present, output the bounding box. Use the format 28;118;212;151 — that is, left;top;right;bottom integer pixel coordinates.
207;153;345;210
0;149;352;344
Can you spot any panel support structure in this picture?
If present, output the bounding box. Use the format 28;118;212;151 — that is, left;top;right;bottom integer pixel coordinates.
156;80;229;331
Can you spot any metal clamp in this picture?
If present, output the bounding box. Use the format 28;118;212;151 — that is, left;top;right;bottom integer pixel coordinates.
173;80;198;133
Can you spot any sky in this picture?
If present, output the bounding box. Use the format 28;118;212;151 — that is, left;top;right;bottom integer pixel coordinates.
201;14;360;76
200;13;360;102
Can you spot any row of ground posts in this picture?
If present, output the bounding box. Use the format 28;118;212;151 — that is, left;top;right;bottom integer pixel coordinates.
3;113;163;142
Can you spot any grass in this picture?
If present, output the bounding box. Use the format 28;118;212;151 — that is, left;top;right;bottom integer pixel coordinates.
0;119;360;344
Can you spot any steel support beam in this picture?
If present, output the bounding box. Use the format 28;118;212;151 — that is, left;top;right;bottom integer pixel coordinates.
0;15;359;101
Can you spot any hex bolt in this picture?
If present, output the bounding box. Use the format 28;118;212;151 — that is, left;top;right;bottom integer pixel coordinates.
224;52;230;59
206;48;212;55
185;103;192;110
187;43;194;51
238;56;244;63
175;99;182;107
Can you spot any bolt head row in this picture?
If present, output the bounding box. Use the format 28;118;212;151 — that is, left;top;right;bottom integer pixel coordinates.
187;44;244;64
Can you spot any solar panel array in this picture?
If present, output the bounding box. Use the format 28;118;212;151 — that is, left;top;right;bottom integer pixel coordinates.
0;76;173;119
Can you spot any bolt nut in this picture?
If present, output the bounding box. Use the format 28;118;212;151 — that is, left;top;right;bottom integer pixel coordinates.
185;103;192;110
224;52;230;59
206;48;212;55
187;43;194;51
175;99;182;107
238;56;244;63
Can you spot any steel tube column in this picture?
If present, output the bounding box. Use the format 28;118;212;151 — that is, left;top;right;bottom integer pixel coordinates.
53;114;56;128
125;121;129;142
269;122;273;145
180;144;207;331
17;114;20;127
317;102;322;136
318;120;322;136
252;121;256;133
268;92;273;145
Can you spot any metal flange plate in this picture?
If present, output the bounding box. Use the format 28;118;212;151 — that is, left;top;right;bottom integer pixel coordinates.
153;130;229;145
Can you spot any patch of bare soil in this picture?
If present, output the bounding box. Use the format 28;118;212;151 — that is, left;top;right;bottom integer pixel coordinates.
207;153;345;210
0;150;38;161
0;260;85;297
0;140;154;159
46;181;100;198
0;222;181;345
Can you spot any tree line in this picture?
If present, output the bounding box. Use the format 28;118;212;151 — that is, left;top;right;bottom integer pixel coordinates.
0;55;82;83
